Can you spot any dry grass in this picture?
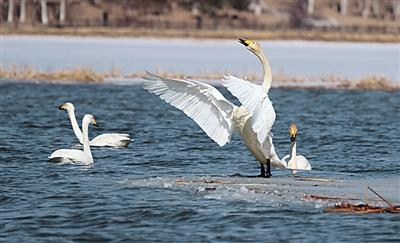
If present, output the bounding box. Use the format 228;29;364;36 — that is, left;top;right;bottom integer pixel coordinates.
338;75;400;91
0;65;105;83
1;65;398;91
2;26;399;43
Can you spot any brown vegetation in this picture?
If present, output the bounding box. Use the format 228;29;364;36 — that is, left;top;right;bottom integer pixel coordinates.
0;65;104;83
1;65;398;91
2;0;399;43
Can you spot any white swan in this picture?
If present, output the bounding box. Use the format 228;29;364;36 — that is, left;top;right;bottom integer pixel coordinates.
221;39;279;176
143;72;286;178
59;102;131;148
49;114;97;165
282;123;312;174
222;39;275;145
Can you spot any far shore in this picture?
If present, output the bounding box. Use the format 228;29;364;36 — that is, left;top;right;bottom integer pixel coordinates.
2;26;399;43
1;66;398;91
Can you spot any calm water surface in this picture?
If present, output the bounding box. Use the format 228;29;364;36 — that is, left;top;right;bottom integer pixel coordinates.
2;36;399;80
1;81;399;242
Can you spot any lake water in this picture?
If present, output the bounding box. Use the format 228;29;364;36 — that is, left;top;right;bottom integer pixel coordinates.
2;36;400;80
1;81;399;242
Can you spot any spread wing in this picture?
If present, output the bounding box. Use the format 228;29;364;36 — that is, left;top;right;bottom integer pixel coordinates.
143;72;237;146
222;75;275;144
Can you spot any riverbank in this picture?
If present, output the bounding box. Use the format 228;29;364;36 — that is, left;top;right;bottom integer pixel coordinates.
1;66;398;91
2;26;399;43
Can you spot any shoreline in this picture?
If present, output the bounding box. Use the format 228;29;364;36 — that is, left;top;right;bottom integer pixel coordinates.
2;26;399;43
1;66;398;91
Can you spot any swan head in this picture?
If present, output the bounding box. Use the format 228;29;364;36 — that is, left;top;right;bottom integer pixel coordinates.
238;38;263;55
59;102;75;111
289;123;298;142
83;114;99;127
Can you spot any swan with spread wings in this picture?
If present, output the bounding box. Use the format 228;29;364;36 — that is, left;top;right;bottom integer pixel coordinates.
143;39;298;177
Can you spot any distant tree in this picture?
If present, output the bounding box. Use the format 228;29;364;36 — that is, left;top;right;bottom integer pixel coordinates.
7;0;14;23
40;0;48;25
230;0;250;11
341;0;348;16
307;0;314;16
395;0;400;19
20;0;26;23
289;0;307;28
60;0;66;25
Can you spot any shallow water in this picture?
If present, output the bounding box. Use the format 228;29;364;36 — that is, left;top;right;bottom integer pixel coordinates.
3;36;399;80
1;81;399;242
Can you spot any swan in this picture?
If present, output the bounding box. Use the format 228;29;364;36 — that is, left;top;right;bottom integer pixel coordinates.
220;39;279;176
49;114;97;165
282;123;312;174
58;102;131;148
222;39;275;145
143;71;286;178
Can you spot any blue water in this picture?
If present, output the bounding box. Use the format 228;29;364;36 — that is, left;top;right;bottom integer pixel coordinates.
1;81;399;242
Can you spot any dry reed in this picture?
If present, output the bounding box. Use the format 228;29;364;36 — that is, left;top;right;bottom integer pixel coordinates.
1;65;398;91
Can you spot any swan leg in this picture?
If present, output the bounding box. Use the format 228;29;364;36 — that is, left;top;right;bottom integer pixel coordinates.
265;159;272;178
257;163;271;178
259;164;266;177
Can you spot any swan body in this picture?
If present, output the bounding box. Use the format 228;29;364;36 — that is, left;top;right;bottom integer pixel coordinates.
49;114;97;165
143;72;286;171
59;102;131;148
282;123;311;174
49;149;92;164
89;133;131;147
233;107;284;169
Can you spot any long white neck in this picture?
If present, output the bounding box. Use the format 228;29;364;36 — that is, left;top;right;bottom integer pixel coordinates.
82;117;92;160
290;141;297;174
256;51;273;93
67;109;84;144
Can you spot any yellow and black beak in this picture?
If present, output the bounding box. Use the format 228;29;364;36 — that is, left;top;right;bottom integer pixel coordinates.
238;38;251;47
290;133;296;142
92;117;99;127
289;123;298;142
58;104;65;110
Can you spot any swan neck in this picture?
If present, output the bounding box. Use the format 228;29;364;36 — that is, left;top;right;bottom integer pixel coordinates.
82;119;92;159
290;141;297;159
290;141;297;172
256;51;272;93
67;109;83;143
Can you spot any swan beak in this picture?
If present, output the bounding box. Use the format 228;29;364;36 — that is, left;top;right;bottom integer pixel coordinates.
238;38;251;47
289;123;298;142
58;104;66;110
92;118;99;127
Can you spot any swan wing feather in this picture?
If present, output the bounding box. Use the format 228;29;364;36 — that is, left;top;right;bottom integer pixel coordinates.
296;155;312;170
222;75;275;144
144;72;236;146
90;133;132;147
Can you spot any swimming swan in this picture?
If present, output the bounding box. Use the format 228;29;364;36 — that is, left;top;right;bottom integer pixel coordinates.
282;123;312;174
59;102;131;148
49;114;98;165
143;71;286;178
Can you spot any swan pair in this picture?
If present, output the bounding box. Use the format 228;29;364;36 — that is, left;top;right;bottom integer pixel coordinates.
144;39;311;177
58;102;131;148
49;102;131;165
